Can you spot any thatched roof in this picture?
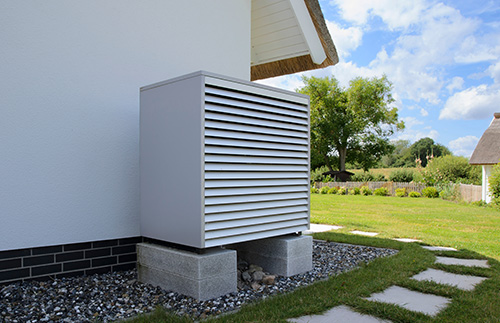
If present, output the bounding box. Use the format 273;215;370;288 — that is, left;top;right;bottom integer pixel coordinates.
469;113;500;165
251;0;339;81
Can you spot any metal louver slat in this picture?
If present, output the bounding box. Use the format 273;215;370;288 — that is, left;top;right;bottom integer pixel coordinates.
205;146;307;158
205;171;307;180
205;128;308;145
205;120;307;138
205;163;308;172
204;198;308;214
205;185;308;197
205;86;308;112
205;212;308;231
205;102;307;125
205;111;308;132
205;205;309;223
205;137;307;152
205;219;309;240
204;225;308;248
205;178;308;189
205;155;308;165
205;192;308;206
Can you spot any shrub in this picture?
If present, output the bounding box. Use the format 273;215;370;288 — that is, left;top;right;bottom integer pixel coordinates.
421;155;481;185
489;163;500;199
437;183;461;201
389;168;415;182
322;175;333;183
310;187;318;194
310;166;329;183
349;187;361;195
337;187;347;195
319;186;330;194
373;174;387;182
327;187;338;194
374;187;389;196
395;187;407;197
360;186;372;196
350;172;387;182
422;187;439;198
409;191;421;198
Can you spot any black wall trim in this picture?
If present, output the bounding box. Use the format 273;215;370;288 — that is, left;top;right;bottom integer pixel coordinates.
0;237;143;285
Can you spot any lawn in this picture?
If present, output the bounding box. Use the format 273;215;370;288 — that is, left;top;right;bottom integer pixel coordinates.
311;194;500;261
128;195;500;322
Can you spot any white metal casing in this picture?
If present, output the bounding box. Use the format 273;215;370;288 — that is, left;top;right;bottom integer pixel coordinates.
140;71;310;248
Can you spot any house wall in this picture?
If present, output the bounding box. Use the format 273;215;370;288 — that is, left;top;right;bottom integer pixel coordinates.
0;0;251;251
482;165;493;203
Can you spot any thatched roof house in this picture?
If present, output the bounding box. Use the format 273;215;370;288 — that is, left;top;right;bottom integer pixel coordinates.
251;0;339;80
469;113;500;165
469;113;500;202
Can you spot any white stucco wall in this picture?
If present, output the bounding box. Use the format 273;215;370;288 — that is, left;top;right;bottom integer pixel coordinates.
0;1;251;251
482;165;493;203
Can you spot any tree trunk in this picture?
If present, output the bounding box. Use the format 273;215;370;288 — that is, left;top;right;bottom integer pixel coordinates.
338;147;347;171
324;155;334;172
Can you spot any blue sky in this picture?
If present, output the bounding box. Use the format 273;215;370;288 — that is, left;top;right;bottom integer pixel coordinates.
257;0;500;157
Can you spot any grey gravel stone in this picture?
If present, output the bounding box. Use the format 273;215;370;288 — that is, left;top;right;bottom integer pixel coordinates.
0;240;397;322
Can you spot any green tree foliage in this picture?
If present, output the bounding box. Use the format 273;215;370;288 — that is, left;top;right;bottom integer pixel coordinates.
410;137;451;167
489;164;500;199
298;75;404;172
421;155;481;185
389;168;415;182
380;140;412;167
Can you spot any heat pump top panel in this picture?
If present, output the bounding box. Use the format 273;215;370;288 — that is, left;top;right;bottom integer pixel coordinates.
140;71;310;248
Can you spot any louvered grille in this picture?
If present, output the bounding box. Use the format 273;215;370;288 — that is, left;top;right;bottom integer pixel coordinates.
203;84;309;247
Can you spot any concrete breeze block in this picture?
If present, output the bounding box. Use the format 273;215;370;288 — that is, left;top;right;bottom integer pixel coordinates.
232;235;312;276
137;243;236;300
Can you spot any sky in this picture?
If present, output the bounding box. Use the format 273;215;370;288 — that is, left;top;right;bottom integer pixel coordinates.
257;0;500;157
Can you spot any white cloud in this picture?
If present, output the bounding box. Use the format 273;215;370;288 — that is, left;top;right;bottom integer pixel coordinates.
440;84;500;120
325;21;363;59
395;116;438;142
448;135;479;157
402;116;423;128
446;77;464;93
487;60;500;83
420;108;428;117
331;0;427;30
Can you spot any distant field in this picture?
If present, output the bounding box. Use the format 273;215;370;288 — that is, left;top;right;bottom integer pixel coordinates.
347;167;413;178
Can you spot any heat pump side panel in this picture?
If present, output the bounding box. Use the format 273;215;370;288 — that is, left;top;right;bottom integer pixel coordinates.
140;75;204;248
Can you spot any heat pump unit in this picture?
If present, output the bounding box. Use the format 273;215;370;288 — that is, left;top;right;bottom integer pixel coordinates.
140;71;310;248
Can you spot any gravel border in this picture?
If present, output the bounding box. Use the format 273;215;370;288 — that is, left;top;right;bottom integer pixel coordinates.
0;240;398;322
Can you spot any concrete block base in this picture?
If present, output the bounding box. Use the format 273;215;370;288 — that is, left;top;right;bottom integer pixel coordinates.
232;234;312;276
137;243;236;300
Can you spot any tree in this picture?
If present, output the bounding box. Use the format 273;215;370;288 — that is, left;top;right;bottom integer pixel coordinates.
298;75;404;172
409;137;451;167
380;139;411;168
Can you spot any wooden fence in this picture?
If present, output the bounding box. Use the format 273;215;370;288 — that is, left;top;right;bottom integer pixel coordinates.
314;181;482;202
459;184;482;202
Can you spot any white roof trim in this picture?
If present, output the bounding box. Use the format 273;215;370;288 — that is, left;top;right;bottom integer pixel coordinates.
288;0;326;64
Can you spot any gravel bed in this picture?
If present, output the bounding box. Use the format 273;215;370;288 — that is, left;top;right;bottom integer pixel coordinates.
0;240;397;322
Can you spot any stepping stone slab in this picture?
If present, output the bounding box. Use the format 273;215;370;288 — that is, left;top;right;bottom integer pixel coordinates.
422;246;457;251
411;268;487;291
366;286;450;316
351;230;379;237
393;238;421;243
303;223;343;234
435;256;489;268
288;305;391;323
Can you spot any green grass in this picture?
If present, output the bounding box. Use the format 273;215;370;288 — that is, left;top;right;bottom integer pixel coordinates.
127;195;500;322
311;194;500;261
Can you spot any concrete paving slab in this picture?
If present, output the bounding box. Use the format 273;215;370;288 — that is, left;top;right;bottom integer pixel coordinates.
302;223;343;235
288;305;391;323
366;286;450;316
393;238;422;243
351;230;379;237
411;268;487;291
435;256;489;268
422;246;457;251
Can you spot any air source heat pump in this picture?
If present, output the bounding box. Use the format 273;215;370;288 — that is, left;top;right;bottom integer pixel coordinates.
140;71;310;249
